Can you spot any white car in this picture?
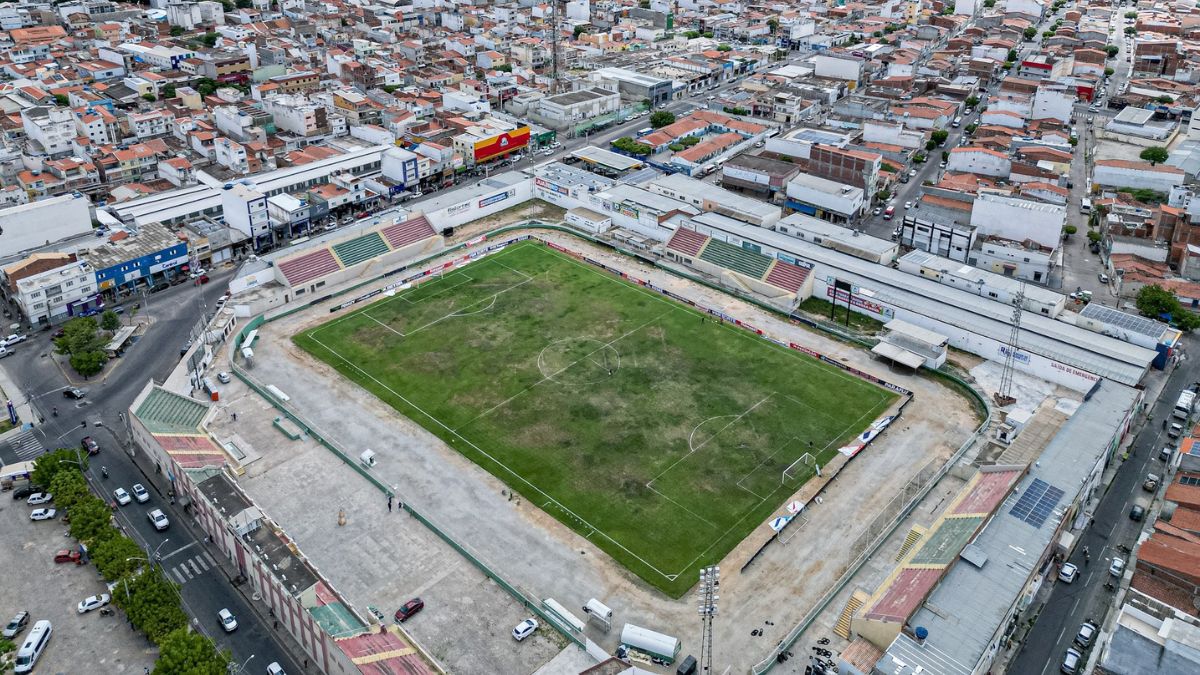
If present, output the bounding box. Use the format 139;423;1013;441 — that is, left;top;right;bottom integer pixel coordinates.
26;492;52;506
112;487;131;506
903;201;913;209
908;168;918;177
218;608;238;633
2;333;27;347
1058;562;1078;583
77;593;111;614
217;371;232;384
30;508;56;521
148;508;169;531
266;663;286;675
131;483;150;503
512;618;539;641
1109;556;1126;577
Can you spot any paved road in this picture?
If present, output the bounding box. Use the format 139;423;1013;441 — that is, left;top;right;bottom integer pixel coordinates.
0;273;302;674
1008;339;1198;674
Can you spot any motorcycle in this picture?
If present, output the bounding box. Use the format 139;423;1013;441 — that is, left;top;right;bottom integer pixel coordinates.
100;467;108;479
99;607;114;617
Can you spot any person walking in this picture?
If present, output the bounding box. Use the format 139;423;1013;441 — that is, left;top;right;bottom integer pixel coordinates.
387;496;393;512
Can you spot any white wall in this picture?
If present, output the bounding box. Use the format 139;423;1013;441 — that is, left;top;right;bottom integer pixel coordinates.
1093;164;1185;194
0;193;92;255
813;54;862;82
425;181;534;231
946;150;1011;177
1032;88;1075;124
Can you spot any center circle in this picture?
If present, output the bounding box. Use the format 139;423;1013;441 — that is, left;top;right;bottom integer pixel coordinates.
537;337;621;385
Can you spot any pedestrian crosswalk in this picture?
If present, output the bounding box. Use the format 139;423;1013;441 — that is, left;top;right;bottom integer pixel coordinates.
5;428;44;461
166;551;220;584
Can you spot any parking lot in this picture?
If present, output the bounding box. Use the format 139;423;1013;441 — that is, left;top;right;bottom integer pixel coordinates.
0;487;156;673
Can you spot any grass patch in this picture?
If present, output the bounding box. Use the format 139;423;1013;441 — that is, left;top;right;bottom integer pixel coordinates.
796;296;886;334
295;242;896;596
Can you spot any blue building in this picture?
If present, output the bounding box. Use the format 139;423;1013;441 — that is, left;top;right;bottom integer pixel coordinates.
86;222;190;299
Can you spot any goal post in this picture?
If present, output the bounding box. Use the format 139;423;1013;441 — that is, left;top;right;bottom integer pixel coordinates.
782;452;820;486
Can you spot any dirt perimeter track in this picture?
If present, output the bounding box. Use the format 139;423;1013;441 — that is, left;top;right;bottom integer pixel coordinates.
233;227;980;674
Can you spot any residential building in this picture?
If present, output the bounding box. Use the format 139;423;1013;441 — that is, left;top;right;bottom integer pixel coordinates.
2;253;100;325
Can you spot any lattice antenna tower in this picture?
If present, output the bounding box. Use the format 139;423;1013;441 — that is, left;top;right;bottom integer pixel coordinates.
994;283;1026;407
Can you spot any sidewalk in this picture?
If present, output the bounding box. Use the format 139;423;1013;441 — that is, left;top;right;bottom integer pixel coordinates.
0;358;42;443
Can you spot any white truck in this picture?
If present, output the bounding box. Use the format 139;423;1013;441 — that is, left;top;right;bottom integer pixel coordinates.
1173;390;1196;420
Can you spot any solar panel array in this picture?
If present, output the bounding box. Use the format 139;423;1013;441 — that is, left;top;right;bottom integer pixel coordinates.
1009;478;1065;529
1080;303;1166;339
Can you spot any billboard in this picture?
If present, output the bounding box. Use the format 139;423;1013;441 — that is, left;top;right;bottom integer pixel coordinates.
473;127;530;162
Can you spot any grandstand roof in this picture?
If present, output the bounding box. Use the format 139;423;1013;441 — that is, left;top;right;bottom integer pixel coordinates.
685;218;1154;385
878;382;1140;675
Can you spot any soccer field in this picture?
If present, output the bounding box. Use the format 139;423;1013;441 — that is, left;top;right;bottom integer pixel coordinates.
295;241;897;597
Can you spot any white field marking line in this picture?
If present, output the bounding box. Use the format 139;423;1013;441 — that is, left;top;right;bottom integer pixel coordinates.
646;394;774;489
450;294;497;317
395;273;475;305
363;312;406;337
456;312;671;432
390;274;538;341
734;436;804;500
535;338;622;385
687;415;739;453
492;259;534;281
306;300;680;581
309;243;531;337
644;483;720;530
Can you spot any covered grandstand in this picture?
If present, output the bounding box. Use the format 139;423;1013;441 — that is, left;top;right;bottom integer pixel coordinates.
665;226;815;307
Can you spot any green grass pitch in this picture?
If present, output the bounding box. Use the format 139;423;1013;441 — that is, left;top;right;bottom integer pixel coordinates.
295;241;897;597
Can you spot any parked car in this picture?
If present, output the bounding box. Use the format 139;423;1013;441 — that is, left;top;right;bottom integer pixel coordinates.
1109;556;1126;577
131;483;150;503
112;488;131;506
63;388;86;399
81;437;99;455
1130;503;1146;521
2;333;28;347
1074;621;1097;648
394;598;424;622
512;618;538;641
1144;474;1160;491
77;593;111;614
2;611;29;639
30;508;56;521
26;492;52;506
217;372;232;384
903;201;913;209
0;347;12;359
1098;272;1110;283
12;484;38;500
266;663;286;675
873;207;882;216
1058;562;1079;583
198;274;210;284
148;509;169;531
218;608;238;633
1061;648;1082;674
54;549;82;564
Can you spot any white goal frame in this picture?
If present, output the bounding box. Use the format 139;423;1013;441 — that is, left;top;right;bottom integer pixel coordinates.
782;452;820;485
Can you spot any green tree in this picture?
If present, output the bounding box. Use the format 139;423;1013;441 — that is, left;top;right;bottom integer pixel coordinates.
1124;11;1137;18
965;123;978;134
573;25;588;38
931;129;949;145
1023;27;1038;40
170;26;184;36
31;449;86;490
1087;230;1102;243
767;18;779;34
1105;45;1119;58
668;143;685;152
611;137;653;156
90;534;145;581
1155;95;1173;104
112;567;189;643
69;495;115;544
70;350;108;378
680;136;700;147
876;189;891;202
983;0;995;6
913;152;926;164
141;93;156;102
1042;30;1054;39
494;63;512;72
48;468;89;513
1124;26;1136;35
1003;60;1014;70
926;139;938;151
202;32;219;47
717;43;732;52
1136;284;1178;318
684;30;700;39
1063;224;1078;236
235;0;252;7
702;31;713;38
941;150;949;161
1104;67;1114;76
1140;146;1169;165
162;84;176;99
1179;312;1200;332
54;93;69;107
153;628;231;675
649;110;676;128
1068;136;1078;147
872;31;883;38
881;162;898;173
964;96;979;109
219;0;233;9
1007;49;1018;62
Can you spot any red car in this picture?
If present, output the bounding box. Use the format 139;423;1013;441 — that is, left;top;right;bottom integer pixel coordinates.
394;598;424;623
54;549;82;564
198;274;210;284
81;437;99;455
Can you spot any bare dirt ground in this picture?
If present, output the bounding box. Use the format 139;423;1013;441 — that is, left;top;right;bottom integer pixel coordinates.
231;228;981;674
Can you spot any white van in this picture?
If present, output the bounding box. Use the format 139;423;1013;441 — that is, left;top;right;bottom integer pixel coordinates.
952;116;962;127
14;620;51;673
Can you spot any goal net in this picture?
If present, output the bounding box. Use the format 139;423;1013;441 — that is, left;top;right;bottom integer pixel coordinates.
782;452;820;486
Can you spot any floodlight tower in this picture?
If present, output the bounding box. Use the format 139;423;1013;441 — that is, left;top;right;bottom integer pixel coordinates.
698;565;720;672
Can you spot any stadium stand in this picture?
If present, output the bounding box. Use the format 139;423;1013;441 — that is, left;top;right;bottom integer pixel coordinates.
332;232;390;268
278;248;342;286
764;259;811;294
382;214;437;250
134;386;211;434
699;238;773;279
666;226;710;258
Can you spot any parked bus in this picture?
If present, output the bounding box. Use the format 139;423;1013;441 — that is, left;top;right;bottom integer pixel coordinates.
635;127;653;138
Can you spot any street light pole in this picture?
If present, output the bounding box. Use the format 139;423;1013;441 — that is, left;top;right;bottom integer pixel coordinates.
697;565;719;673
229;654;255;675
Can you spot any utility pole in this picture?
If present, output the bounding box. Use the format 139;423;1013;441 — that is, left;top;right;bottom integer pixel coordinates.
697;565;719;673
